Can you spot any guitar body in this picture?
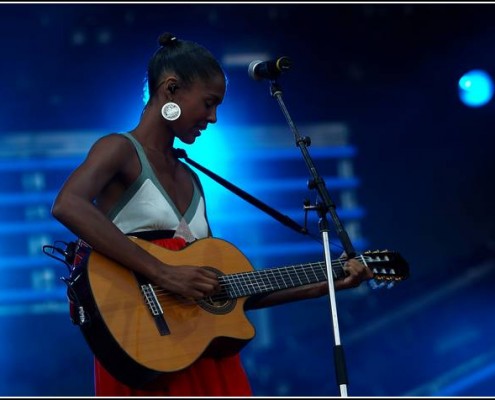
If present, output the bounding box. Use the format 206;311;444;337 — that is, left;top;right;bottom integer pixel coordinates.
66;235;408;388
71;237;256;388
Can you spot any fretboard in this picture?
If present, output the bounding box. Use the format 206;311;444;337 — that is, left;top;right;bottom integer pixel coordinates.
218;259;348;299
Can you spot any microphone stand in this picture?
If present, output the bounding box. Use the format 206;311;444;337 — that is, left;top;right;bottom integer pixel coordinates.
267;77;356;397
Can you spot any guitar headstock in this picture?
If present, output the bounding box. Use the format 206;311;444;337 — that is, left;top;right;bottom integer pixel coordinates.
360;250;410;289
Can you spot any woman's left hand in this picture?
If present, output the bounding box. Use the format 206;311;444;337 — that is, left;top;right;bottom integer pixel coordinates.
334;257;374;290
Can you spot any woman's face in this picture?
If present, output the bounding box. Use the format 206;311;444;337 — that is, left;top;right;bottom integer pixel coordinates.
171;74;226;145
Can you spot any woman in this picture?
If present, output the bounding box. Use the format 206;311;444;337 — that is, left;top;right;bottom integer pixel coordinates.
51;32;373;396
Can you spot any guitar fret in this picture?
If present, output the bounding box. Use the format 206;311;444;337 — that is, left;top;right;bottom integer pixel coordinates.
287;266;303;286
313;262;327;281
260;270;272;292
227;274;243;298
277;268;289;289
333;259;346;280
300;264;314;284
239;273;255;297
301;265;311;284
250;272;263;294
268;269;281;291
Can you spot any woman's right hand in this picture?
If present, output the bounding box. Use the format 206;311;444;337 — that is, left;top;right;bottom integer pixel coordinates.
156;264;221;300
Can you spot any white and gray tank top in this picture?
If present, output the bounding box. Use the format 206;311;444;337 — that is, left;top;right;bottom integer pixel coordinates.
106;133;210;242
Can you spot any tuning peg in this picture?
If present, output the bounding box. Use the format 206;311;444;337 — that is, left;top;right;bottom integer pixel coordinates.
368;279;386;290
368;280;380;290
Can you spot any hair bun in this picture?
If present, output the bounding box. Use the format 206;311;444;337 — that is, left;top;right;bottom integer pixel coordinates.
158;32;178;47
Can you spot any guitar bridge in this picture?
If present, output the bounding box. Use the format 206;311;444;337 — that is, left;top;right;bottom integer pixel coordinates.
135;273;170;336
141;283;163;316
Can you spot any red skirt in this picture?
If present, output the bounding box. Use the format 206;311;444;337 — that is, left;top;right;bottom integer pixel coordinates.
94;237;253;396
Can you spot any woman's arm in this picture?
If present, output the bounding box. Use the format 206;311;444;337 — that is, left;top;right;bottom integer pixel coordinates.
52;134;220;300
244;258;373;310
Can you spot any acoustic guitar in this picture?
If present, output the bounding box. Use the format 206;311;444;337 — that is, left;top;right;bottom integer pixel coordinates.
67;236;409;388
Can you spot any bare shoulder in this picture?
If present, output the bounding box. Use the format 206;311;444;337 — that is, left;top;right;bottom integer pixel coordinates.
87;133;134;159
71;133;136;180
91;132;133;150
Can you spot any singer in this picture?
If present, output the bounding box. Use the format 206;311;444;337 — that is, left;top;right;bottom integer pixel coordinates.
51;31;373;397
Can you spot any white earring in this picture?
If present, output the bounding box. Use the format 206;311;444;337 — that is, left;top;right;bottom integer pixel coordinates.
161;102;181;121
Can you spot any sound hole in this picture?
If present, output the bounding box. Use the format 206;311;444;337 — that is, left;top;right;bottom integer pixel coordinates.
197;267;236;315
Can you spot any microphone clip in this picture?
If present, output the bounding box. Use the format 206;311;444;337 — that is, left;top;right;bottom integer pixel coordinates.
248;56;292;81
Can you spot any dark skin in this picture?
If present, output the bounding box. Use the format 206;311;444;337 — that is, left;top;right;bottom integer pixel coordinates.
52;71;373;309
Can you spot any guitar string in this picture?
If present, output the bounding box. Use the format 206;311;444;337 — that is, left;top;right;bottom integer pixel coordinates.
147;256;361;303
142;254;399;309
150;253;398;302
150;253;397;301
150;254;399;302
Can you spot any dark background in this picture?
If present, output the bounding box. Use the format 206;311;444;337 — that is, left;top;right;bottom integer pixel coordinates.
0;2;494;396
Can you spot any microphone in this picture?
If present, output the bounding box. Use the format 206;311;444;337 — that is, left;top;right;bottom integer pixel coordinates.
248;56;292;81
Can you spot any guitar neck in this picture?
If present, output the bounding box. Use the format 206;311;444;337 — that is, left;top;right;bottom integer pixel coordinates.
219;259;347;299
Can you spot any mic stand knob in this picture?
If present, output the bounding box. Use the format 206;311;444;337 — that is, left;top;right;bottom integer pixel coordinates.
297;136;311;147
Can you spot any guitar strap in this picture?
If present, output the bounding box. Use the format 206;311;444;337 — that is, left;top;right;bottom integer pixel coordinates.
173;148;308;236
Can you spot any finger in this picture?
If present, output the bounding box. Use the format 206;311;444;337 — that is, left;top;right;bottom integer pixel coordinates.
183;288;209;301
194;279;221;296
200;268;221;289
200;266;221;280
348;260;373;279
188;282;220;299
346;259;370;276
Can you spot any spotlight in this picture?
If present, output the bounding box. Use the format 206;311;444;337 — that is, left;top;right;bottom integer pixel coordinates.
458;69;494;108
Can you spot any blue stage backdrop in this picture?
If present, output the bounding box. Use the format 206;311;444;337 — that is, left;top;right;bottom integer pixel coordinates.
0;3;494;396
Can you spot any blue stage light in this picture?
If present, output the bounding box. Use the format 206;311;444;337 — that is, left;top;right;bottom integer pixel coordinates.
458;69;494;107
